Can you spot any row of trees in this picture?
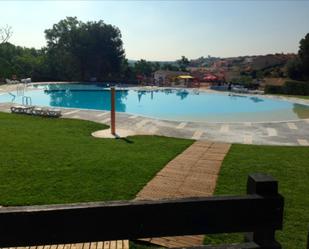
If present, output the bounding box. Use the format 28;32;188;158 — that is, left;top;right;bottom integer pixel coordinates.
133;56;190;78
0;43;45;81
0;18;190;83
1;17;126;82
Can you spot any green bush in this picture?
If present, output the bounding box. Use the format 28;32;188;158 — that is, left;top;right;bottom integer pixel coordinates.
265;80;309;95
284;80;309;95
264;85;284;94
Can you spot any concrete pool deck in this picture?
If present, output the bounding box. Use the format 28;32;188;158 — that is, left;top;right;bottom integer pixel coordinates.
0;102;308;146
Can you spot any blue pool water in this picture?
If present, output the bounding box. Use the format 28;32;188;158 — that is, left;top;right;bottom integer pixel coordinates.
1;83;309;122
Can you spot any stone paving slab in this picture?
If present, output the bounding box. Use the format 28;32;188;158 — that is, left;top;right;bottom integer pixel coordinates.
135;141;231;248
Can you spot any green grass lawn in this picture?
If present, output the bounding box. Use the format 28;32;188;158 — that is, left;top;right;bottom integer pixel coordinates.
0;112;192;206
205;144;309;249
1;112;308;249
287;95;309;100
268;94;309;100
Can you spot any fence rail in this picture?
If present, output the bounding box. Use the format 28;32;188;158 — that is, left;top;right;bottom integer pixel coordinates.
0;173;284;249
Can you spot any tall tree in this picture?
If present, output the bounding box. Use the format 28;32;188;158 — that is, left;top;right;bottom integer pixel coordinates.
44;17;125;81
161;63;179;71
287;58;303;80
177;56;190;71
299;33;309;79
133;59;160;77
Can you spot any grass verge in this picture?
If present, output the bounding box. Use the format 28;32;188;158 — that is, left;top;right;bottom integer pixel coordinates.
205;144;309;249
0;112;192;206
268;93;309;100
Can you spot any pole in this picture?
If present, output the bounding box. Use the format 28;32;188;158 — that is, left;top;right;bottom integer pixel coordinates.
111;87;116;135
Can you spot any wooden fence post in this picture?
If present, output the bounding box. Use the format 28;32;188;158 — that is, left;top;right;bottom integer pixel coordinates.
111;87;116;135
307;226;309;249
245;173;284;249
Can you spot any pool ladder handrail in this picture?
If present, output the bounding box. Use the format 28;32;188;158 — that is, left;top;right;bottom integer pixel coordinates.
22;96;32;105
16;84;26;97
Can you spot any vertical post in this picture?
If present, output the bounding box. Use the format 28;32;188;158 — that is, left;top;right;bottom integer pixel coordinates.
111;87;116;135
307;227;309;249
245;173;284;249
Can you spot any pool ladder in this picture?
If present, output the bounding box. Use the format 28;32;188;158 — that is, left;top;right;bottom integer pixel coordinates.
22;96;32;105
16;84;26;96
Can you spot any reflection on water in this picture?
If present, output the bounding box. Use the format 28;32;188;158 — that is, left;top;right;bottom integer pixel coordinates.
137;91;146;103
164;89;173;95
229;94;264;103
228;94;247;99
293;103;309;119
250;97;264;103
44;89;129;112
176;90;189;100
2;85;309;122
35;83;109;91
8;92;16;102
136;89;190;102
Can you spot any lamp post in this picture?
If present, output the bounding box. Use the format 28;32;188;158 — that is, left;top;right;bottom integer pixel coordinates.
110;87;116;135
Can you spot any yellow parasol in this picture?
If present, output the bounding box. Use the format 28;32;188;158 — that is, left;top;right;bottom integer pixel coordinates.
177;75;194;79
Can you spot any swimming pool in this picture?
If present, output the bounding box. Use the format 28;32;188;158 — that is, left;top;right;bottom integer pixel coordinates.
1;83;309;122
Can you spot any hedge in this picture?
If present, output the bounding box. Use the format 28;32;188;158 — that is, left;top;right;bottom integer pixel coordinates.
265;80;309;95
284;81;309;95
264;85;283;94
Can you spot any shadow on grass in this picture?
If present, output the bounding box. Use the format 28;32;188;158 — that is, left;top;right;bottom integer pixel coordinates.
119;137;134;144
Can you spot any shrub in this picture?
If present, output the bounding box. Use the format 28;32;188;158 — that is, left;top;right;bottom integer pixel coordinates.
284;80;309;95
264;85;284;94
265;80;309;95
286;58;303;80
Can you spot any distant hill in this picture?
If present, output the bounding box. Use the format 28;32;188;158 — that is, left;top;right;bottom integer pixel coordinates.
128;53;296;70
128;59;177;66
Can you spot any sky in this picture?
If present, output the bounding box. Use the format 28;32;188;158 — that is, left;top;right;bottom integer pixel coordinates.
0;0;309;61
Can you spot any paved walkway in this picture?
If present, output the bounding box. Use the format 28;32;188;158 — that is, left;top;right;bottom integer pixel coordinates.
135;141;231;248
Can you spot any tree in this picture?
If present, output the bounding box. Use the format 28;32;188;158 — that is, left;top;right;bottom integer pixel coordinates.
231;76;253;87
287;58;303;80
44;17;125;81
299;33;309;79
118;59;134;81
133;59;154;77
0;42;45;81
133;60;162;78
176;56;190;71
161;63;179;71
0;25;12;44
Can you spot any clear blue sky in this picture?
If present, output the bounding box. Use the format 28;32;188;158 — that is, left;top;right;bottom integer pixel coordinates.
1;0;308;60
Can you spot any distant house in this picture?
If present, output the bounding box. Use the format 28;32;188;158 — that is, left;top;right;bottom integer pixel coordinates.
153;70;189;86
244;57;254;64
